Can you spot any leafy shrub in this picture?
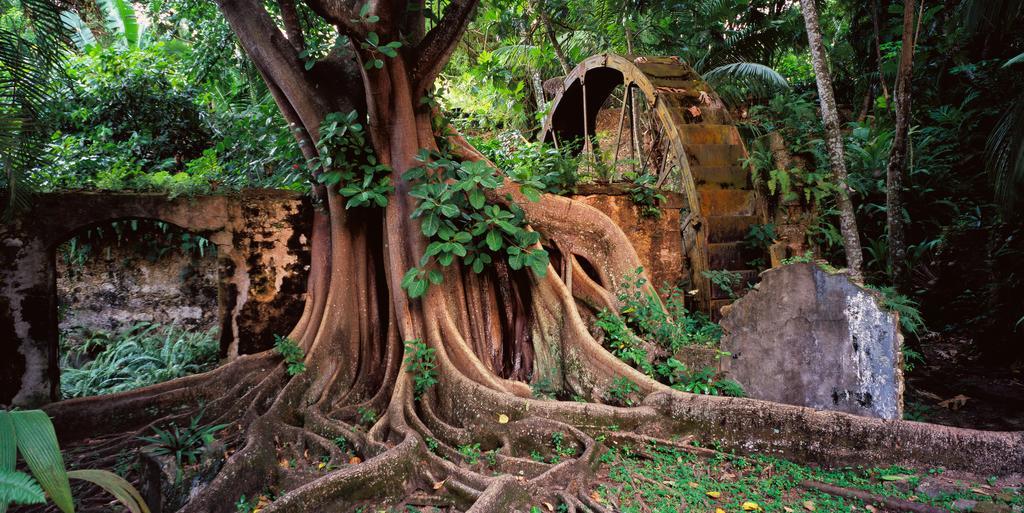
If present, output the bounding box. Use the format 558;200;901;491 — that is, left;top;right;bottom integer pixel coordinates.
616;269;721;351
273;335;306;376
702;270;745;300
625;173;666;218
401;149;549;297
403;339;439;399
39;45;212;183
473;133;580;195
311;111;393;209
60;323;219;398
606;377;640;406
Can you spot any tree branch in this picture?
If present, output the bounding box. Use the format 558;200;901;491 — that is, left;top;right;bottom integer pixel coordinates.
409;0;480;94
279;0;307;52
214;0;334;135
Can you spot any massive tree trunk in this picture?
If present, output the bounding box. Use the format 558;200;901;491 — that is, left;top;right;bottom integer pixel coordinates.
799;0;865;282
886;0;918;287
36;1;1024;512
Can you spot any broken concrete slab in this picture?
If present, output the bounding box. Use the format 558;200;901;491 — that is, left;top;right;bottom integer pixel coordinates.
719;263;904;419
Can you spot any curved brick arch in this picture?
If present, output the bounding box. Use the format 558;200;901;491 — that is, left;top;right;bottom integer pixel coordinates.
1;191;312;407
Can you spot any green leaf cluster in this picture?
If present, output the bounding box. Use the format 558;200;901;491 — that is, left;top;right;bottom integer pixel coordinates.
311;111;393;209
403;339;438;399
273;335;306;376
401;149;549;298
137;410;227;468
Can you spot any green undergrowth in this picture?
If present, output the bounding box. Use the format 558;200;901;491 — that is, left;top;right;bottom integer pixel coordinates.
60;322;219;398
596;268;742;401
586;441;1022;513
344;439;1022;512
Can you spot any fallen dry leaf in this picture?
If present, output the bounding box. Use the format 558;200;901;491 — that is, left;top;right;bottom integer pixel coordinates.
687;105;702;118
865;505;878;512
498;414;509;424
938;394;970;410
699;91;712;105
803;500;816;511
716;509;726;513
784;507;794;513
543;502;554;511
432;479;447;490
688;482;700;488
706;491;722;499
742;501;763;511
349;456;362;464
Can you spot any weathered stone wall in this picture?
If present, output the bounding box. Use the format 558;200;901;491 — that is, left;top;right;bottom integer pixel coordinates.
570;184;688;292
57;237;220;340
1;190;311;407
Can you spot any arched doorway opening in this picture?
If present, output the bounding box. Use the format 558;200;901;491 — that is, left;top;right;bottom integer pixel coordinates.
54;218;224;399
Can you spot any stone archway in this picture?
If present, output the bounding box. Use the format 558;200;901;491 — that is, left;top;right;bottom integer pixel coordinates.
1;190;311;407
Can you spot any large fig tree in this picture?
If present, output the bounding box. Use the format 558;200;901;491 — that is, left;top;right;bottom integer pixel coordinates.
43;1;1024;511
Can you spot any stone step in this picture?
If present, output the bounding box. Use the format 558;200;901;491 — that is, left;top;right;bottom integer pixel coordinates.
685;143;746;168
677;124;742;145
692;165;750;188
697;188;756;216
705;215;761;243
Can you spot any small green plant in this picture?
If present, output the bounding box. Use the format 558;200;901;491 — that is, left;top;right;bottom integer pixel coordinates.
138;410;229;468
901;345;925;372
550;432;575;463
457;443;482;465
0;409;151;513
235;494;259;513
606;377;640;406
332;436;348;452
403;339;439;398
657;360;745;397
865;285;926;338
273;335;306;376
626;173;666;218
424;437;439;454
357;407;378;426
702;269;745;299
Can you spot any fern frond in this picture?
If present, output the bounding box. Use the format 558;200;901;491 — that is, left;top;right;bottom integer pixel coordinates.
0;469;46;506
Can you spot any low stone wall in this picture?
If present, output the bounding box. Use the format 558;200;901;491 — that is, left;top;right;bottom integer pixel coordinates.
1;190;312;407
569;184;687;292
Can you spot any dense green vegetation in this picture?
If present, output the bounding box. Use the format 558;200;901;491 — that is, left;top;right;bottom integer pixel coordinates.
60;323;219;398
4;0;1021;359
2;1;1023;510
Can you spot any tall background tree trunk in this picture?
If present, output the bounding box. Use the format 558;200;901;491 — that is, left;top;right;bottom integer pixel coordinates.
886;0;918;287
800;0;864;281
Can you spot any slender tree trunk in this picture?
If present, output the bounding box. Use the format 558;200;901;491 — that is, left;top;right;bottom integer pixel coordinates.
799;0;864;281
532;0;572;74
886;0;917;287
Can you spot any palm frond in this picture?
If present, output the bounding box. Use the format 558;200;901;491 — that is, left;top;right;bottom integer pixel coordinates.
703;61;789;95
988;93;1024;214
1004;51;1024;68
